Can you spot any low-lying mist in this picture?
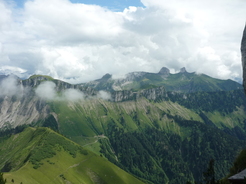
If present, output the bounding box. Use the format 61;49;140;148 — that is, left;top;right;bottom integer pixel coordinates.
0;76;112;101
35;81;85;101
35;81;111;101
0;75;30;97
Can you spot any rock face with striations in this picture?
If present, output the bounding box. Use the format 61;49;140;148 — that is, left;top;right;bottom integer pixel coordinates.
111;86;167;102
242;25;246;93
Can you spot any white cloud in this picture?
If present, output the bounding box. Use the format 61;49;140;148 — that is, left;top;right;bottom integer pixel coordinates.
97;90;112;100
62;88;85;101
0;1;12;30
0;66;27;74
35;81;85;101
0;75;19;97
35;81;57;100
23;0;124;44
35;81;111;101
0;0;245;84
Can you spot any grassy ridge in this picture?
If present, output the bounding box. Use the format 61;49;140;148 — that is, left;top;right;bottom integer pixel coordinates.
0;127;144;184
4;152;144;184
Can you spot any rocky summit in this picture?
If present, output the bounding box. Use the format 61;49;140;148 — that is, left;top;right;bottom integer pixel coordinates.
158;67;170;78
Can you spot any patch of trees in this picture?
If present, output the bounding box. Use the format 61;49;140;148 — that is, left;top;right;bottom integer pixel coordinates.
166;89;246;113
42;115;59;132
100;115;245;184
0;124;30;140
27;128;88;169
0;173;6;184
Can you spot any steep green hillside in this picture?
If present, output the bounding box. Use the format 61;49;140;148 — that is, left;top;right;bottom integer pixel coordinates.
47;91;246;183
1;73;246;184
50;99;203;140
166;89;246;139
0;127;144;184
219;149;246;184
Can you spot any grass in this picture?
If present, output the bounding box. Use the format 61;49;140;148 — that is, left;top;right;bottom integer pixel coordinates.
28;75;54;81
70;136;104;155
1;127;144;184
4;151;144;184
49;97;206;149
206;108;246;129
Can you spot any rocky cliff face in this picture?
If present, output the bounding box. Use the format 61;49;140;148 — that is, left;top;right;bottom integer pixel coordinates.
158;67;170;78
0;76;48;128
179;67;187;73
22;75;97;96
0;94;49;128
0;75;98;128
111;86;166;102
242;25;246;93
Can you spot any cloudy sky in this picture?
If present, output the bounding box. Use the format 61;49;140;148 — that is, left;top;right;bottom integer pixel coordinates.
0;0;245;84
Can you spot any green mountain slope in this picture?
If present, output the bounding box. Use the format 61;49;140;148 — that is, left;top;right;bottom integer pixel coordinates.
1;73;246;183
46;90;246;183
0;127;144;184
219;149;246;184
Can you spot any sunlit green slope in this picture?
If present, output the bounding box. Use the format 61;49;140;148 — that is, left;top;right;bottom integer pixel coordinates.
0;127;144;184
51;98;203;143
47;94;246;184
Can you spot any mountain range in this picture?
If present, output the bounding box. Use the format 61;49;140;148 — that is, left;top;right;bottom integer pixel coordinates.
0;67;245;184
81;67;242;93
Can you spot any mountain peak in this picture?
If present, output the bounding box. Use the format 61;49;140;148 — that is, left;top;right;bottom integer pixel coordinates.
158;67;170;77
101;73;112;80
179;67;187;73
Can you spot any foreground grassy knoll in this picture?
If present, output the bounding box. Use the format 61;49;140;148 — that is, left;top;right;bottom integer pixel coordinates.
0;127;144;184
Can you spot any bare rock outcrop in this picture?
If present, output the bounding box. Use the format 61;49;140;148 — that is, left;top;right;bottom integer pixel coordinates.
242;24;246;93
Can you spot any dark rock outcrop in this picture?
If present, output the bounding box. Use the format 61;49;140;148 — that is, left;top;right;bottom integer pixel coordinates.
158;67;170;78
98;73;112;81
111;86;166;102
180;67;187;73
242;24;246;93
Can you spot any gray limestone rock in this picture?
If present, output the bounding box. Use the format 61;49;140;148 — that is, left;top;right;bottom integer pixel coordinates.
180;67;187;73
158;67;170;78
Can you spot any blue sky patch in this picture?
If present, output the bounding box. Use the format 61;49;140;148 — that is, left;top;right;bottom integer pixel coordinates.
12;0;144;11
71;0;144;11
